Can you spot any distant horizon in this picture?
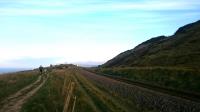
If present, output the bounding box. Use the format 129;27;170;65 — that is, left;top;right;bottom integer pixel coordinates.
0;68;32;74
0;61;103;69
0;0;200;68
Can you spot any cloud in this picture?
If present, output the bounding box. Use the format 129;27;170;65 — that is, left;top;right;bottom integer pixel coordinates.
0;40;133;68
0;8;67;16
108;0;200;11
0;0;199;68
0;0;199;16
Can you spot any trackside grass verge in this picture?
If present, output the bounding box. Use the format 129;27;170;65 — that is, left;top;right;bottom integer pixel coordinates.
93;67;200;94
79;69;158;112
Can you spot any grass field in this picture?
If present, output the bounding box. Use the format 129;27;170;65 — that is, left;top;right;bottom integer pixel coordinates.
76;69;158;112
21;70;65;112
1;67;199;112
0;70;38;103
21;68;157;112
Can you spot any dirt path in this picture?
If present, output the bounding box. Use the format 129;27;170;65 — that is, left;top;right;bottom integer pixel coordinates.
0;74;48;112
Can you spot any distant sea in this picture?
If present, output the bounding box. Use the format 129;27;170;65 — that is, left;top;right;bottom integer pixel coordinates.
0;68;30;75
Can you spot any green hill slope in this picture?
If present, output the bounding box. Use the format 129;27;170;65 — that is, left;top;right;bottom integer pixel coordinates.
102;20;200;68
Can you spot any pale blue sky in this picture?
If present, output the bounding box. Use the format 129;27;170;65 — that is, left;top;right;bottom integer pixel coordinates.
0;0;200;68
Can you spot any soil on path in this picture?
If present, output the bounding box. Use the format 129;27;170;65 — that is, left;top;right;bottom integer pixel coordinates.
0;74;48;112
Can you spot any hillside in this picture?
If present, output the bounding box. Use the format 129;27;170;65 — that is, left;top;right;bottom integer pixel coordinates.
102;20;200;68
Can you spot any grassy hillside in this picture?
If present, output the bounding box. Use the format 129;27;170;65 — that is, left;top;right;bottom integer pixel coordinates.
102;20;200;68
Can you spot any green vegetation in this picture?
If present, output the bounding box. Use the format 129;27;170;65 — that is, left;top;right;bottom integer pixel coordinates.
0;71;38;102
97;21;200;111
94;67;200;93
21;70;65;112
74;70;130;112
21;69;101;112
21;68;157;112
102;20;200;68
78;69;158;112
1;67;198;112
1;20;200;112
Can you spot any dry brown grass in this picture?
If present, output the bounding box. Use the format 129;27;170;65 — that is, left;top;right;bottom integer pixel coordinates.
0;70;38;102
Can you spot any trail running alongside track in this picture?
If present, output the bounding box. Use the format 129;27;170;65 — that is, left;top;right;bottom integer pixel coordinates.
0;74;48;112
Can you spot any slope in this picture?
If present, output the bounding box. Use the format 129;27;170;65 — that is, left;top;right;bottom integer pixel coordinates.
102;20;200;68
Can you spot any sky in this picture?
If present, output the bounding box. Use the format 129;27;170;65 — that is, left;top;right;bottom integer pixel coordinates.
0;0;200;68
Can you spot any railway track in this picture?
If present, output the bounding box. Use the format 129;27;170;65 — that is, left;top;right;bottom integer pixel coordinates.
87;69;200;103
82;69;200;112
